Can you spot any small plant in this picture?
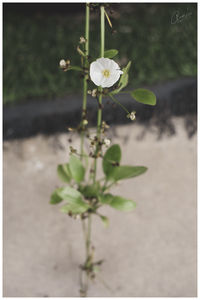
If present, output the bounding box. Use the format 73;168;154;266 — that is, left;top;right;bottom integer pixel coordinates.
50;3;156;296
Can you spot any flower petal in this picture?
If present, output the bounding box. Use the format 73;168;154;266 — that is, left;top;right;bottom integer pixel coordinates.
101;72;121;88
96;57;110;68
90;61;104;86
109;59;120;71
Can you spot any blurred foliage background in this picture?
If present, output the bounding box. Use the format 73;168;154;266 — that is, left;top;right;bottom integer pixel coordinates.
3;3;197;105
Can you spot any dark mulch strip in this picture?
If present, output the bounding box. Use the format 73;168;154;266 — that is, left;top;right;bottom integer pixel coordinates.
3;77;197;140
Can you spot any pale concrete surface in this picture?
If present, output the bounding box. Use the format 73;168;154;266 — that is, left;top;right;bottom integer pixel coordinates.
3;117;197;297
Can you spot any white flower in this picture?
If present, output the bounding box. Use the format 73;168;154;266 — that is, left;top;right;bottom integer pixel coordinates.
90;57;123;88
104;138;111;147
59;59;67;68
127;111;136;121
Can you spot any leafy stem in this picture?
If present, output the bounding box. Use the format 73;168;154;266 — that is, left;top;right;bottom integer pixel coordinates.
81;4;105;297
51;1;157;297
93;5;105;183
80;3;90;160
86;213;92;257
80;4;90;297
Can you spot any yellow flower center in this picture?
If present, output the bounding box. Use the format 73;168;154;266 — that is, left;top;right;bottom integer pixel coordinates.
102;69;110;78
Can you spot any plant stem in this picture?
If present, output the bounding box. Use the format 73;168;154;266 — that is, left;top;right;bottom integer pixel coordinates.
109;93;130;114
100;5;105;57
93;5;105;183
80;4;90;297
80;3;90;160
80;6;105;296
119;90;132;94
81;218;87;253
86;214;92;257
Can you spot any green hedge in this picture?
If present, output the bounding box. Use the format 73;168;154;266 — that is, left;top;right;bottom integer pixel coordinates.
3;3;197;105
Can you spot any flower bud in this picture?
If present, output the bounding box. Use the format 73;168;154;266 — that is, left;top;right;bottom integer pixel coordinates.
91;89;97;98
102;121;110;129
127;111;136;121
59;59;66;68
68;127;75;132
59;59;70;71
79;36;86;44
83;119;88;126
104;138;111;147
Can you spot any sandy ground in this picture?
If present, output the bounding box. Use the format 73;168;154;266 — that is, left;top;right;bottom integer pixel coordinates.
3;117;197;297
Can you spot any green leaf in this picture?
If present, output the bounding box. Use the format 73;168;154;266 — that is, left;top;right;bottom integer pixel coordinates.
104;49;118;59
103;144;121;179
50;189;63;204
111;61;131;95
57;163;72;183
112;166;147;181
79;183;100;199
61;203;88;214
69;155;85;183
121;61;132;78
110;196;136;211
131;88;156;106
58;186;83;202
99;215;109;228
57;186;90;210
99;193;136;211
98;193;112;204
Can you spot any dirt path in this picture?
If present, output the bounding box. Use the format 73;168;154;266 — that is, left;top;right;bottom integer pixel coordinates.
3;117;197;297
